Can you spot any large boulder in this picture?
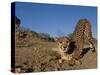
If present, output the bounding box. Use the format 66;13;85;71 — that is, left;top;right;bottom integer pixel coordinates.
15;16;20;29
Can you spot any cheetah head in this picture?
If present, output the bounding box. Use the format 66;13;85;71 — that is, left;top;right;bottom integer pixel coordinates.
55;37;70;52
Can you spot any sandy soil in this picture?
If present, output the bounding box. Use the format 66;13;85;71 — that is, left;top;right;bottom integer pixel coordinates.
14;37;97;73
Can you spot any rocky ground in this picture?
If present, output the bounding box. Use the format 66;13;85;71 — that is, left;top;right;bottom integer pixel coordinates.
14;33;97;73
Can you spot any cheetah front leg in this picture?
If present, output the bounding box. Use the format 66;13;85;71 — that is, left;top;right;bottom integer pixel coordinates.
59;53;82;66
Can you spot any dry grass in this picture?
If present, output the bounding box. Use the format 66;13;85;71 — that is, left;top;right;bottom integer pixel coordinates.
14;35;97;73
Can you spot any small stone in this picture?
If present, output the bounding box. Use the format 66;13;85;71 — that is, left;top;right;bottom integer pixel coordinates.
15;68;21;73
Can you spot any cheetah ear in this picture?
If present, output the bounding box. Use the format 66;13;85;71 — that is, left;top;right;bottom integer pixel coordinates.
66;37;70;41
68;38;72;42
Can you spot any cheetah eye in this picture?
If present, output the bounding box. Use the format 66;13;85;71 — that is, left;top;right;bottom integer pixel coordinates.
60;41;62;43
66;41;68;43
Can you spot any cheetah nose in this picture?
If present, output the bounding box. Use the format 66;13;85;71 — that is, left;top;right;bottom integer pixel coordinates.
64;47;69;52
64;47;67;49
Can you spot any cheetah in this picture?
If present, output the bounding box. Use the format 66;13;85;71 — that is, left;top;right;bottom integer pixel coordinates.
54;19;96;66
54;37;81;66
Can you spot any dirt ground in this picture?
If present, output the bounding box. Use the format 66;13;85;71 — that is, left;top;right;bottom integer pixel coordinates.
14;36;97;73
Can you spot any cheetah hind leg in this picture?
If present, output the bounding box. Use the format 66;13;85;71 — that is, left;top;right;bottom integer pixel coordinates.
89;41;96;52
87;37;96;52
85;33;96;52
